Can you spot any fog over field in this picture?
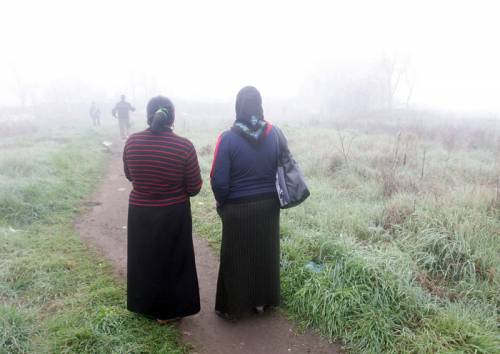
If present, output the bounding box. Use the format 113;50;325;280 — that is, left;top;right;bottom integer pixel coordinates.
1;0;500;114
1;1;499;354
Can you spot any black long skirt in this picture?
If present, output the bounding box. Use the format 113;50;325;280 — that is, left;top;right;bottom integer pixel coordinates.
127;202;200;320
215;196;281;316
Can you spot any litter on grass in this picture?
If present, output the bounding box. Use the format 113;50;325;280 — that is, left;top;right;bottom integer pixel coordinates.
304;261;324;273
0;226;23;236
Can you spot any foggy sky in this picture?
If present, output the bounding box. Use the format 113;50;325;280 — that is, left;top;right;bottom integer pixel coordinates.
1;0;499;112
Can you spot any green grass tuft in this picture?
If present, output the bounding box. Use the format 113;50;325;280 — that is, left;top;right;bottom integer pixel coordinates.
0;304;35;354
0;128;187;354
188;122;500;353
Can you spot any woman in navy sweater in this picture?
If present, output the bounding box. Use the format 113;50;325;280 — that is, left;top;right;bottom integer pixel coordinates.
211;86;280;319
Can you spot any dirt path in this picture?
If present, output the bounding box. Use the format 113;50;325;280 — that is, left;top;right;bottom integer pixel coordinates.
75;142;342;354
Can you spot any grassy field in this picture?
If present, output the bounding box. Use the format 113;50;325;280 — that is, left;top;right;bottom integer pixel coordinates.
0;125;186;354
185;115;500;354
1;113;498;354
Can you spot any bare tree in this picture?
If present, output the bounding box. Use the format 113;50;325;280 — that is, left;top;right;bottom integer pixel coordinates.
381;55;402;110
404;65;416;110
334;123;357;163
380;53;413;111
12;65;31;108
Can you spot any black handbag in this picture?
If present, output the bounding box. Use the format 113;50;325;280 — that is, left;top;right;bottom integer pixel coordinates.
274;126;310;209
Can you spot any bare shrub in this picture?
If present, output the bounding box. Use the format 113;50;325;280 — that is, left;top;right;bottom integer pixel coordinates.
199;144;212;156
328;154;344;174
474;259;496;284
381;168;399;197
491;148;500;211
415;272;459;301
442;129;458;153
370;154;394;171
468;129;491;150
379;195;415;229
379;166;422;198
334;128;357;163
399;132;420;168
0;117;38;137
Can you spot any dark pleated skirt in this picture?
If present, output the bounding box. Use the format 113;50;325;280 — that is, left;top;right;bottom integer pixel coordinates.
215;196;281;316
127;202;200;320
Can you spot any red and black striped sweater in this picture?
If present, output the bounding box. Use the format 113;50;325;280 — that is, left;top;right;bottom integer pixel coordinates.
123;129;202;207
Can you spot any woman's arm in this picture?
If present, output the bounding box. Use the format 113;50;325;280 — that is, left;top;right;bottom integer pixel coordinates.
123;144;132;181
185;143;203;196
210;133;231;205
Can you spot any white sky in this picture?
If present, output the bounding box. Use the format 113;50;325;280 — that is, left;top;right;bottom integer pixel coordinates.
1;0;499;112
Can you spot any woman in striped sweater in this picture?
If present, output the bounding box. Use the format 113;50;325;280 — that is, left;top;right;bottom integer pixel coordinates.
211;86;281;320
123;96;202;323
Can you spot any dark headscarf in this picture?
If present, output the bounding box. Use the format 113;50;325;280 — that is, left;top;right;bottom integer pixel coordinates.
235;86;264;122
146;96;175;133
232;86;268;143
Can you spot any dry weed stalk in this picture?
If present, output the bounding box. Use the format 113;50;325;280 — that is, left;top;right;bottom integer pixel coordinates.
335;127;357;164
391;131;402;169
420;147;427;180
199;144;212;156
494;146;500;209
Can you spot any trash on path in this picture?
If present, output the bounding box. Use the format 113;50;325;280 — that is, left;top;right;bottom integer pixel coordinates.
101;141;113;153
0;226;24;236
122;226;127;230
117;187;126;192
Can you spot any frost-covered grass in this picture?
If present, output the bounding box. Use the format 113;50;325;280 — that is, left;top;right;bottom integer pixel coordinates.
0;127;186;354
188;118;499;353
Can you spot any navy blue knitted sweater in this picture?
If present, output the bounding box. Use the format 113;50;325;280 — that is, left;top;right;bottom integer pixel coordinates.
210;124;279;205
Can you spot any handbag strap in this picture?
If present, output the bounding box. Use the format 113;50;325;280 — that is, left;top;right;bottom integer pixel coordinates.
273;125;290;163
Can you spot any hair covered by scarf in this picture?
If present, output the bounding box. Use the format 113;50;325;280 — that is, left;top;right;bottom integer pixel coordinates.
146;96;175;133
235;86;264;123
232;86;268;143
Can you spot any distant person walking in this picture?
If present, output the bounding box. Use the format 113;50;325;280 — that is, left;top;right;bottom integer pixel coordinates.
123;96;202;323
112;94;135;139
89;101;101;127
210;86;281;320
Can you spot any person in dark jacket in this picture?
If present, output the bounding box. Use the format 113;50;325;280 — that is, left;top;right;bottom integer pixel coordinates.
124;95;202;324
89;101;101;127
113;94;135;139
210;86;280;320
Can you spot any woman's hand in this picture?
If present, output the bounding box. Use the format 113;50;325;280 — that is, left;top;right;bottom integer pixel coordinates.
216;202;223;218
